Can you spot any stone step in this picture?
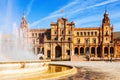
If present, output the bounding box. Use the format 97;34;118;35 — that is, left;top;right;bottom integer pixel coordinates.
71;55;86;61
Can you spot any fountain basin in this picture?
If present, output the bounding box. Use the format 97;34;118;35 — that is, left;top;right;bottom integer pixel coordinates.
0;61;77;80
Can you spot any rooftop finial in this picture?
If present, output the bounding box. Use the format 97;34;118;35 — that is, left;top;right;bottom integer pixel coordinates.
22;12;26;18
105;9;108;14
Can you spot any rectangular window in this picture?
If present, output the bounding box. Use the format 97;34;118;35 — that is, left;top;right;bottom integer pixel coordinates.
33;40;35;44
106;38;108;41
35;33;37;36
85;38;89;44
92;38;96;43
68;31;70;34
37;48;40;54
77;38;80;43
54;31;56;34
32;33;34;37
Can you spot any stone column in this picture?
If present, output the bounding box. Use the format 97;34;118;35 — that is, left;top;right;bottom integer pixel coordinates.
114;45;117;58
44;43;47;59
108;46;110;58
52;45;55;59
62;43;64;59
78;46;80;55
51;40;54;60
44;48;47;59
50;42;53;59
35;47;37;55
89;47;91;57
63;43;66;59
95;47;97;57
84;47;86;55
102;46;104;58
71;42;74;56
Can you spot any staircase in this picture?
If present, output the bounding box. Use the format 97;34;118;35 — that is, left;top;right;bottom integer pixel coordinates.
71;55;86;61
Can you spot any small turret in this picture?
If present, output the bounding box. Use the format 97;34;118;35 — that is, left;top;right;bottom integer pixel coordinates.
20;14;28;29
102;10;110;25
19;14;28;38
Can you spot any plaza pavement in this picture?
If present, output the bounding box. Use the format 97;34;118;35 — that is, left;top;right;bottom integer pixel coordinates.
50;61;120;80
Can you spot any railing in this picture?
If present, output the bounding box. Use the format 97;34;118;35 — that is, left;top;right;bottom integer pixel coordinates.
45;40;72;43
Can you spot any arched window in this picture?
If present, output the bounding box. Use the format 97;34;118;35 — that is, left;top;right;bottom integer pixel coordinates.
91;47;95;54
95;32;97;36
80;47;84;55
54;37;57;40
68;31;70;34
62;30;64;34
91;32;93;36
84;32;86;36
104;47;108;54
97;47;101;57
77;32;79;36
106;31;108;36
39;33;41;37
61;38;63;41
88;32;90;36
68;38;71;41
81;32;83;36
110;47;114;54
74;47;78;55
42;33;44;37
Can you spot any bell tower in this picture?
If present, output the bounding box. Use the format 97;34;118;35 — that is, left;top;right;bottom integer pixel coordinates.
102;10;111;43
20;14;28;38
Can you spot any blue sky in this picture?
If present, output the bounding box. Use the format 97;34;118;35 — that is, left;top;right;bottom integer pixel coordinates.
0;0;120;33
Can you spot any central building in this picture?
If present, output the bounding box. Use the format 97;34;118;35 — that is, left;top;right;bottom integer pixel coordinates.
20;10;119;60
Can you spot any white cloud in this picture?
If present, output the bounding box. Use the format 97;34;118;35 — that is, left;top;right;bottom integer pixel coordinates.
30;0;78;27
68;0;118;17
114;23;120;31
5;0;12;26
51;0;79;15
26;0;34;16
30;0;119;29
110;12;120;19
74;15;102;26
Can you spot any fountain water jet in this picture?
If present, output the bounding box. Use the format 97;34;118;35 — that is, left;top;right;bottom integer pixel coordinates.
0;26;38;61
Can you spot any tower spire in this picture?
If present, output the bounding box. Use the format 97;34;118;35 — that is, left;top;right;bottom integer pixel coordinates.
102;10;110;25
22;12;26;20
105;9;108;14
20;13;28;29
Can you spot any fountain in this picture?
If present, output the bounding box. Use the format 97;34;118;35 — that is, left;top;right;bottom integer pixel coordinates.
0;18;77;80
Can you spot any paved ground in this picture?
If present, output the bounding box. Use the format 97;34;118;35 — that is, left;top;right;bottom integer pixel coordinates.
50;61;120;80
